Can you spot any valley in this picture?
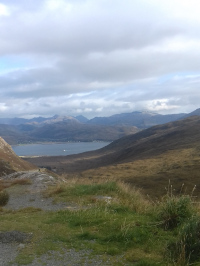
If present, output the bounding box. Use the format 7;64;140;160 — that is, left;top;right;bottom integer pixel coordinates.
1;110;200;265
24;115;200;197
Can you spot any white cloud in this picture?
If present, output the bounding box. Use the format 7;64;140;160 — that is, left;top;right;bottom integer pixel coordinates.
0;0;200;118
0;3;10;16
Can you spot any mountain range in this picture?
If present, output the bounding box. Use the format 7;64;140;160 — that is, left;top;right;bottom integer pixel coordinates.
87;111;185;128
0;111;186;127
0;108;200;144
0;115;89;125
0;120;138;145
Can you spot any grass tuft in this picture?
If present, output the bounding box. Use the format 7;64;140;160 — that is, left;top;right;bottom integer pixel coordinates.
116;181;150;213
167;216;200;264
157;193;194;230
0;190;9;206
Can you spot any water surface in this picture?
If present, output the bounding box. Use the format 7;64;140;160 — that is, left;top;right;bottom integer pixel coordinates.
12;142;110;156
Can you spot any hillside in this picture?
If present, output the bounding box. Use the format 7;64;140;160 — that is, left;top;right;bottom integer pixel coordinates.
27;120;138;142
182;107;200;118
0;137;36;176
25;116;200;197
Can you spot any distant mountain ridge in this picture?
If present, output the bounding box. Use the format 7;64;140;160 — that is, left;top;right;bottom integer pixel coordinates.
0;121;139;145
1;108;200;145
87;111;186;128
0;115;83;125
1;108;200;127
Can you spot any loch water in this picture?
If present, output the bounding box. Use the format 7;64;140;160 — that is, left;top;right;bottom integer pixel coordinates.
12;142;110;157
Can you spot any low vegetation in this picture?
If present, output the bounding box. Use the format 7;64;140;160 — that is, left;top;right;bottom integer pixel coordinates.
0;190;9;206
63;146;200;198
0;178;31;192
1;178;200;265
166;216;200;264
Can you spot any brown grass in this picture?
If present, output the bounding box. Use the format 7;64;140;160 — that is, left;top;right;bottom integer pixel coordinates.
45;184;66;197
11;178;32;185
62;147;200;199
0;178;31;192
116;181;150;213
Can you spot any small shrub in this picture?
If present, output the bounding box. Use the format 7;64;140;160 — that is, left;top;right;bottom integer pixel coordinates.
157;195;194;230
0;190;9;206
167;216;200;264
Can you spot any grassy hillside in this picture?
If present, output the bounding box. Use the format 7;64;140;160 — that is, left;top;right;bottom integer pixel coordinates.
66;147;200;198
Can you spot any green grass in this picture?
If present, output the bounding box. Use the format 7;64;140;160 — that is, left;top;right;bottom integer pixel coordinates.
157;194;195;230
46;182;118;204
0;180;200;265
166;215;200;264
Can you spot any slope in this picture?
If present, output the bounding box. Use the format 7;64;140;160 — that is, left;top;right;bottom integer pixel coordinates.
0;137;36;176
27;120;138;142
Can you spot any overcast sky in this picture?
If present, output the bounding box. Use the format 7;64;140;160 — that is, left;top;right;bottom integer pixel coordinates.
0;0;200;118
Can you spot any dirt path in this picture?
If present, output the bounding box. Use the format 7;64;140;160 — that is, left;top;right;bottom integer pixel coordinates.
3;170;77;211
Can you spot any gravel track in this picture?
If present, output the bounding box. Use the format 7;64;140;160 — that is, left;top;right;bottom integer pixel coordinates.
2;171;78;211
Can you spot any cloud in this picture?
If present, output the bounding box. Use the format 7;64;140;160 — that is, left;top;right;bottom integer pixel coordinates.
0;3;10;16
0;0;200;118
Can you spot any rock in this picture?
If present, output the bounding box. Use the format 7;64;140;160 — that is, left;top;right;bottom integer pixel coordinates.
18;243;25;249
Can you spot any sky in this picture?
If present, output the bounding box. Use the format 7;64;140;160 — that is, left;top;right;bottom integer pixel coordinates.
0;0;200;118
